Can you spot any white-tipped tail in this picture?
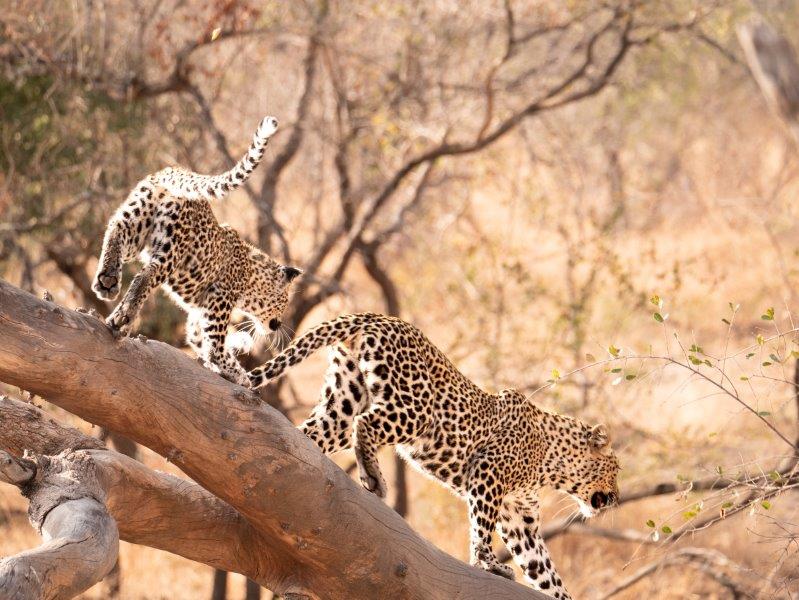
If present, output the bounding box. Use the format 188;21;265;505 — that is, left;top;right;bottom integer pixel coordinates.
154;116;279;200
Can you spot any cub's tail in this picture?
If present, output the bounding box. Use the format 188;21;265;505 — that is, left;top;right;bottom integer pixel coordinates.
154;116;278;200
248;313;374;389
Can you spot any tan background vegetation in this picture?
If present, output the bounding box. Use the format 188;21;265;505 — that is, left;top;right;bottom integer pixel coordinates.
2;1;799;598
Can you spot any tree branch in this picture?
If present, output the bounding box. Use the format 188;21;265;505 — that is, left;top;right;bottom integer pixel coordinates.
0;449;119;600
738;17;799;143
291;10;640;326
598;547;756;600
0;395;286;584
0;279;544;599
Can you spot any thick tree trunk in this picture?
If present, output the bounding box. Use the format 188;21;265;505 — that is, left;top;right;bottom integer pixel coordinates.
0;279;543;599
211;570;227;600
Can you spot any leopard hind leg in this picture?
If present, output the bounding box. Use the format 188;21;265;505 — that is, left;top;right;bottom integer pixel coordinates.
352;337;432;498
300;345;369;454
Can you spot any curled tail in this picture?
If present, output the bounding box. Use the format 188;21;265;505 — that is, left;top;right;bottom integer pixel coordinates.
154;116;279;200
248;314;373;389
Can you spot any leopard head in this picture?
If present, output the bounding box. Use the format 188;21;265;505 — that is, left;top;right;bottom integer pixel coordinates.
543;419;620;518
242;249;302;333
564;424;620;517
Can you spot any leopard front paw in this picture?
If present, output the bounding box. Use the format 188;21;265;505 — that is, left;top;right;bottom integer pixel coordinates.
106;302;134;334
222;369;252;388
488;563;515;580
247;370;265;389
202;361;251;388
93;268;121;301
359;464;387;498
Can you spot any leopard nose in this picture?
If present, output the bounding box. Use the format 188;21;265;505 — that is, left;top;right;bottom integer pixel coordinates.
590;491;608;510
268;318;281;331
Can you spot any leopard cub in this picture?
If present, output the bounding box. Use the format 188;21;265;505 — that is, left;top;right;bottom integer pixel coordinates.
93;116;301;386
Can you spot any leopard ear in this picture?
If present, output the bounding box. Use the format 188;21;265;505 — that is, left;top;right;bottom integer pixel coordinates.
588;424;609;449
281;266;302;284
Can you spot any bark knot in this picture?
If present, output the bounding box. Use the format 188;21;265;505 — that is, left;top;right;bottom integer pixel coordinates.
23;450;106;532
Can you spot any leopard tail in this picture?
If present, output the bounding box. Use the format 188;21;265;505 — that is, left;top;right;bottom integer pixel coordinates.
154;116;278;200
248;313;374;389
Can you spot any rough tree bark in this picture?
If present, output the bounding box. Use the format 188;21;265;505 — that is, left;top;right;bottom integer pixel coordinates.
0;449;119;599
0;279;544;600
0;395;287;581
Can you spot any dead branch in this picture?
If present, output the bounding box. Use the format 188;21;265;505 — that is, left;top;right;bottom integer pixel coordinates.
0;395;286;584
0;449;119;600
598;547;757;600
496;519;653;564
0;279;544;599
291;10;641;326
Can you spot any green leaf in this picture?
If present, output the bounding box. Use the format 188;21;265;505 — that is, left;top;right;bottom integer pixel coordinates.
650;294;663;308
758;411;771;417
661;525;672;534
689;344;704;354
716;465;723;475
762;361;772;367
761;500;772;510
645;519;655;528
608;345;620;358
769;353;780;363
625;374;636;380
756;334;765;346
551;368;561;380
721;501;733;509
611;368;622;373
688;355;703;365
791;350;799;359
722;318;731;325
740;376;749;381
746;352;755;359
761;307;775;321
683;510;697;520
768;471;782;482
585;353;596;362
654;312;664;323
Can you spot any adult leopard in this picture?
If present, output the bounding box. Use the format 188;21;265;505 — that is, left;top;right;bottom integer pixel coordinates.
248;313;620;598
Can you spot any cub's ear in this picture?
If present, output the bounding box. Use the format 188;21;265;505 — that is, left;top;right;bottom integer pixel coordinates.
587;424;610;449
281;266;303;283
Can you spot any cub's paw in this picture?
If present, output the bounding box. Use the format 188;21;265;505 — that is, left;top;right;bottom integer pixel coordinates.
487;563;515;581
106;302;134;334
359;464;387;498
92;268;121;301
222;369;252;389
202;361;252;388
246;371;265;390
